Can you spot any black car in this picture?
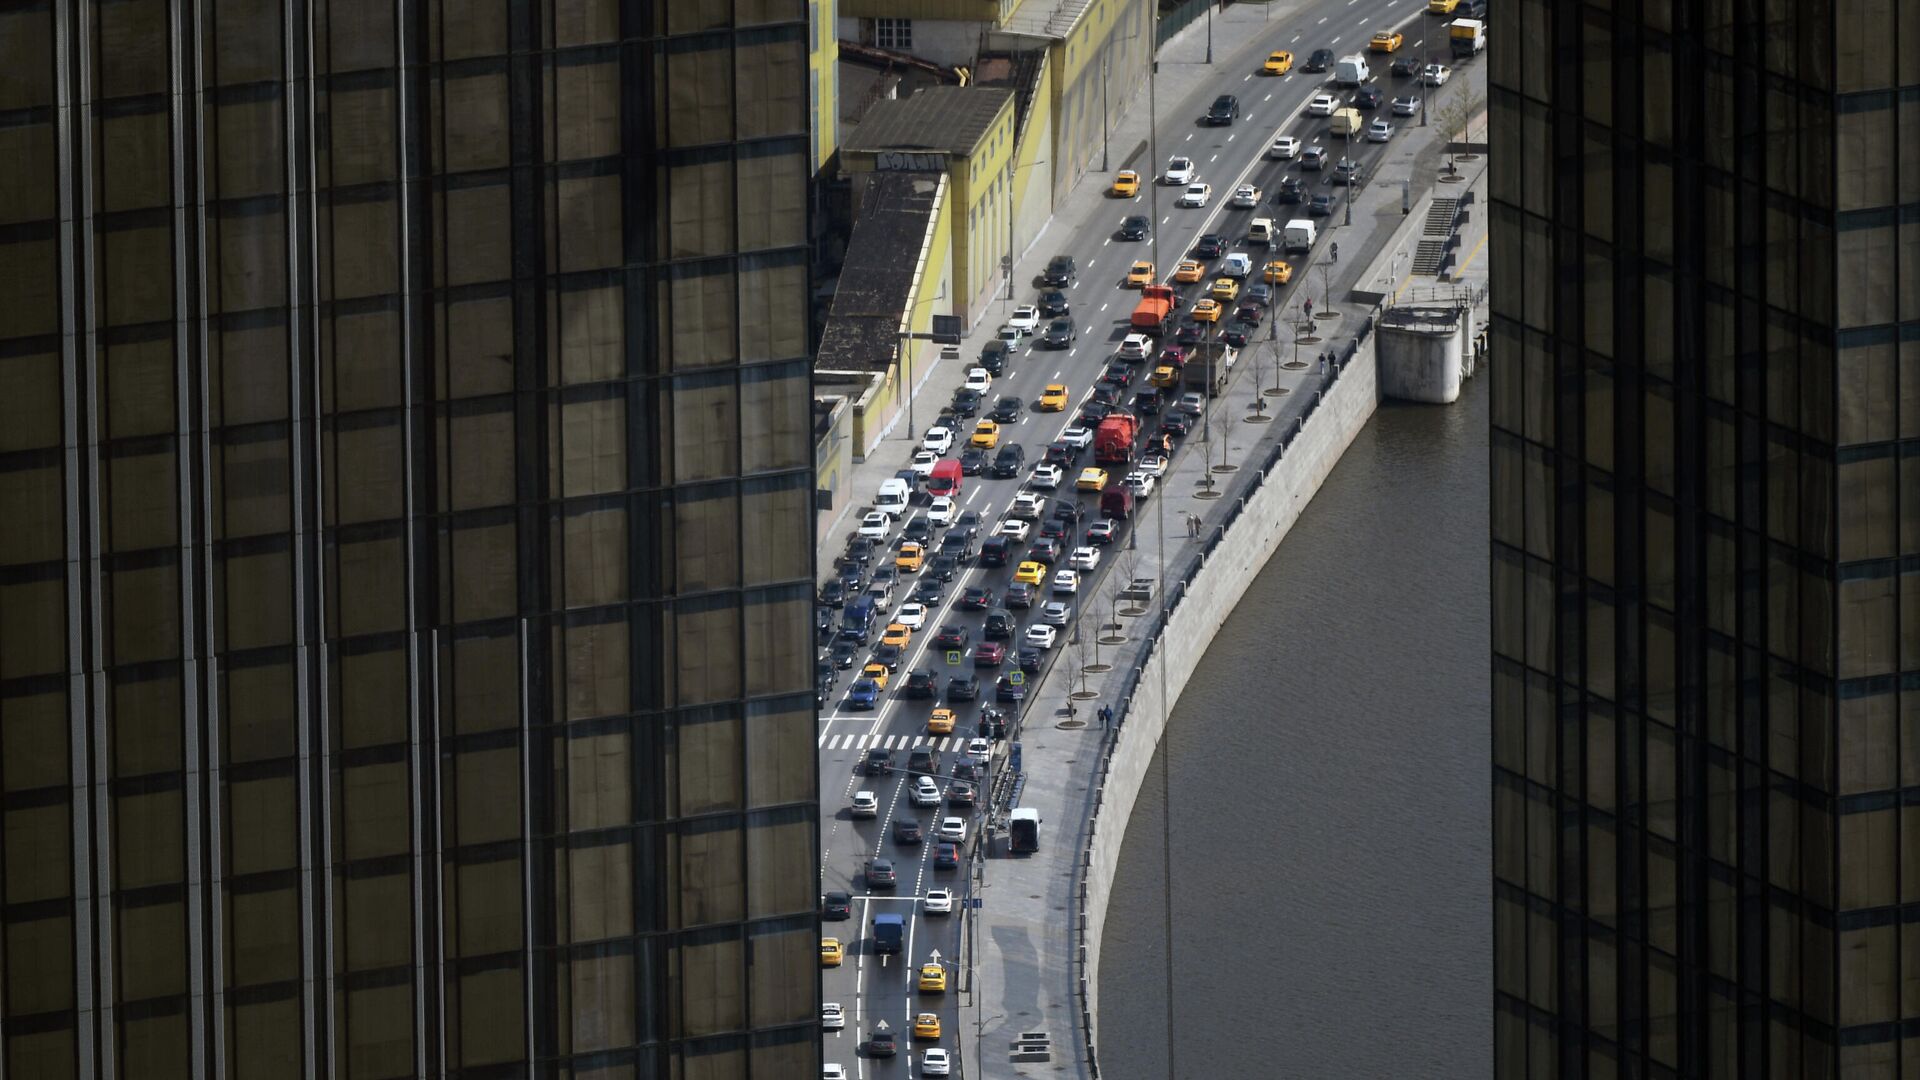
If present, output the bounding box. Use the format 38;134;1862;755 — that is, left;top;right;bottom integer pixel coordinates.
938;531;974;562
1090;383;1120;407
1247;284;1274;306
831;637;859;669
1174;323;1205;347
978;340;1011;375
1132;388;1164;414
1030;537;1062;565
1051;500;1084;527
947;675;980;702
1235;303;1263;325
989;396;1024;424
899;669;934;700
1353;85;1383;110
959;446;989;475
1194;233;1227;258
1222;326;1252;348
893;817;922;844
1041;319;1076;349
901;517;933;544
845;536;876;564
996;675;1028;703
1309;192;1334;216
1005;582;1035;609
933;842;960;870
1042;254;1077;287
1275;176;1305;204
1044;441;1075;466
1119;214;1151;241
1079;400;1113;425
912;576;946;604
927;554;958;582
868;857;897;888
955;510;982;535
820;578;846;607
823;890;853;920
983;608;1015;639
1017;646;1044;674
979;536;1012;567
1205;93;1240;125
951;388;981;416
991;444;1026;478
1304;47;1335;71
864;748;892;775
1333;159;1364;185
1161;412;1193;436
1037;518;1069;542
1102;362;1134;388
836;559;866;592
868;1025;898;1057
958;585;995;611
932;624;970;650
1038;290;1071;317
872;642;903;671
1389;53;1422;78
952;761;984;786
908;748;941;775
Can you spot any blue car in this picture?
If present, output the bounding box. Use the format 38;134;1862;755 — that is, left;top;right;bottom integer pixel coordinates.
847;678;881;710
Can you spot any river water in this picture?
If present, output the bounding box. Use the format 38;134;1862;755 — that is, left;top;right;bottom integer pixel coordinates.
1097;375;1491;1078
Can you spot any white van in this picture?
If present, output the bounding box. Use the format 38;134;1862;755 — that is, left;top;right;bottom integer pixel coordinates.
1247;218;1275;245
1221;252;1253;279
1283;219;1316;253
874;478;911;518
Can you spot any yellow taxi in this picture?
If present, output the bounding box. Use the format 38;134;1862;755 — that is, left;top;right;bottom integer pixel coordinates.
1370;30;1404;52
821;938;844;967
1173;259;1206;284
1151;365;1180;389
915;1012;943;1039
1190;299;1222;323
970;419;1000;448
928;708;957;735
918;963;948;993
1076;466;1110;492
896;543;925;573
861;663;890;690
882;622;912;648
1039;383;1070;411
1125;260;1156;287
1427;0;1460;13
1264;259;1295;285
1262;50;1293;75
1014;561;1046;585
1110;169;1141;197
1210;278;1241;302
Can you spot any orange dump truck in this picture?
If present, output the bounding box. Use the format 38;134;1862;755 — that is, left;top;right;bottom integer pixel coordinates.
1130;284;1176;332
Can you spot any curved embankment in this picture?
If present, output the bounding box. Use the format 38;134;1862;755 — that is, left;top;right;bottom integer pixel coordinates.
1075;337;1382;1074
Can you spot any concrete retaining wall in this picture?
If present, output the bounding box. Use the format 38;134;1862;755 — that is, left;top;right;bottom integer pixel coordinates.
1079;341;1380;1068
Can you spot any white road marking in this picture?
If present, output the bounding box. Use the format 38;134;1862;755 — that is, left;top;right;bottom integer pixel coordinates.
1103;237;1112;246
964;486;980;505
1161;216;1170;224
1227;133;1236;142
1052;370;1062;379
1331;34;1341;43
1291;33;1301;41
1099;302;1108;312
1242;73;1252;81
1318;15;1327;22
1265;93;1273;101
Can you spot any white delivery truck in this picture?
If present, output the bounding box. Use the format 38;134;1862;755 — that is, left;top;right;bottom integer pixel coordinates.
1221;252;1254;278
1449;18;1486;57
1332;53;1372;86
1283;219;1316;254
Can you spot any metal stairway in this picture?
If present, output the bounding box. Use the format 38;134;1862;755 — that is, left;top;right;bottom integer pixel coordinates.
1412;196;1460;274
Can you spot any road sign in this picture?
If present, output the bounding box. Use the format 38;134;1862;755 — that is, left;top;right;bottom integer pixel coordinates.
1008;670;1024;686
1011;743;1023;773
946;649;963;665
969;898;984;909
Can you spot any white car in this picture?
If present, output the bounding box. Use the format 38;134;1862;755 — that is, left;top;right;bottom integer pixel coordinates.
1366;119;1392;143
1423;63;1451;86
1031;463;1063;490
923;1049;952;1076
1007;306;1040;334
967;737;992;764
895;601;928;629
1231;184;1260;208
1391;95;1419;116
1068;546;1101;570
937;816;967;843
923;426;955;455
1010;492;1045;520
912;775;942;807
997;519;1032;542
825;1066;848;1080
1162;155;1195;184
823;1003;846;1030
928;495;957;527
1306;92;1337;116
925;888;954;915
857;512;891;540
1060;426;1095;450
1117;333;1153;361
1124;472;1156;498
1040;600;1072;626
1052;569;1080;595
851;791;879;817
911;448;940;478
964;367;993;392
1024;623;1058;649
1177;183;1212;208
1138;452;1170;478
1268;135;1301;159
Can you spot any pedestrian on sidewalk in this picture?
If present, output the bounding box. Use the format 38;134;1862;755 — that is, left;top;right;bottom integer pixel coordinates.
1331;242;1339;263
1099;705;1113;728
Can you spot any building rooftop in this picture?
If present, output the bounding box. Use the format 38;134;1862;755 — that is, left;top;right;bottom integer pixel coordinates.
997;0;1095;39
842;86;1014;157
816;172;945;373
1378;303;1468;334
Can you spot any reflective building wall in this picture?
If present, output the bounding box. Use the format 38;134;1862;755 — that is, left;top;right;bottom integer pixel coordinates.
1491;0;1920;1075
0;0;820;1076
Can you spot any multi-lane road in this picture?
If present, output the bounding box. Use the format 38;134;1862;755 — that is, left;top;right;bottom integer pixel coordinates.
817;1;1472;1074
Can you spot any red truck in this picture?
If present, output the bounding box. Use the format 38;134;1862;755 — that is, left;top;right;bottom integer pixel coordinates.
1130;284;1176;332
1094;412;1140;466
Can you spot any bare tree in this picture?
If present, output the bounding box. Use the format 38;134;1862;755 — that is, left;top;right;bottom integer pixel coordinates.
1112;548;1141;623
1433;91;1486;168
1072;635;1094;697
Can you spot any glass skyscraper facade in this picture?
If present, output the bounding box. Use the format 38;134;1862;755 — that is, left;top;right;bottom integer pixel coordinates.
0;0;819;1076
1491;1;1920;1076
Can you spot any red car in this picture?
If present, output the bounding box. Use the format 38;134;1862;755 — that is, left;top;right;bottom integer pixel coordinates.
974;642;1007;667
1158;345;1188;367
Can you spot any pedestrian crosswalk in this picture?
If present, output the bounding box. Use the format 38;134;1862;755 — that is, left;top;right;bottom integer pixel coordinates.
819;732;973;752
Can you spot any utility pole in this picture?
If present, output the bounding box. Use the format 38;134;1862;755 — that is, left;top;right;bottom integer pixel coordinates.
1204;0;1214;64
